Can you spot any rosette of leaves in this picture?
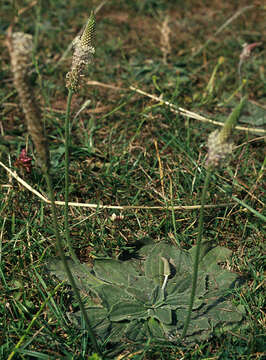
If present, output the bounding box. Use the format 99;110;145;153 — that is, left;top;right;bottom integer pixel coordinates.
48;242;244;352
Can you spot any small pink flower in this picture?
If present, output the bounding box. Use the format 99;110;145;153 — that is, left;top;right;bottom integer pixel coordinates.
15;149;32;173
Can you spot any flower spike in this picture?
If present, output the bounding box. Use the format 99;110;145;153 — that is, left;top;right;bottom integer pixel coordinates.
80;11;96;48
206;97;246;167
66;12;96;92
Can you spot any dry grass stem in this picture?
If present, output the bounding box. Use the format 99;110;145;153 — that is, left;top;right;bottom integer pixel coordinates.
0;160;233;211
192;5;254;57
130;86;266;135
87;80;127;91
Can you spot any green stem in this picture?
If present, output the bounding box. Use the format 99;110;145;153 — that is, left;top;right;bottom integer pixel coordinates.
64;89;79;263
44;171;102;355
181;167;212;339
63;91;101;353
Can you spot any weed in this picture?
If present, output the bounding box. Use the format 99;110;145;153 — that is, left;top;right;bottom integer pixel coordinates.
0;1;265;359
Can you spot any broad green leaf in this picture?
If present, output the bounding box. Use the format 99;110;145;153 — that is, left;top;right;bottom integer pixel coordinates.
144;252;163;285
69;307;110;339
93;259;139;286
148;317;166;339
95;284;132;309
153;307;172;324
49;242;244;349
143;243;174;284
192;246;232;273
125;275;154;302
109;301;148;321
48;259;104;287
166;290;203;310
166;271;206;307
207;299;243;324
170;248;192;274
167;273;192;295
207;270;238;291
126;284;152;303
150;285;162;305
105;322;128;343
189;316;210;334
125;319;149;342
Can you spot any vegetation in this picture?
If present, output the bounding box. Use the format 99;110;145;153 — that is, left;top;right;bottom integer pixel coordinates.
49;242;244;357
0;0;265;359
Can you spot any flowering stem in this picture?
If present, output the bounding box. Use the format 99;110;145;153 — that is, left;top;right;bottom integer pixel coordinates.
63;89;101;354
44;171;102;355
8;30;101;356
64;89;79;263
181;167;212;339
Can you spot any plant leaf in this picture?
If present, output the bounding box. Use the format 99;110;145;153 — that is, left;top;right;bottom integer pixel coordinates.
143;243;174;284
95;284;133;309
153;307;172;324
69;307;110;339
93;259;140;286
148;317;166;339
109;301;148;321
48;242;244;349
190;245;232;273
124;319;149;342
48;258;105;287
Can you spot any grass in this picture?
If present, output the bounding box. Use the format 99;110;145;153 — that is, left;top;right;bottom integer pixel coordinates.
0;0;265;358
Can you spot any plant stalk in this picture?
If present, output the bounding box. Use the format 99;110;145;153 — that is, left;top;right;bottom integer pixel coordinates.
64;89;79;263
44;171;102;355
63;90;101;353
181;167;212;338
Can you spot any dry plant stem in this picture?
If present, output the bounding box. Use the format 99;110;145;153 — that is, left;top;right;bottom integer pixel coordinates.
64;89;79;263
181;167;212;339
191;5;254;58
0;161;234;211
130;86;266;135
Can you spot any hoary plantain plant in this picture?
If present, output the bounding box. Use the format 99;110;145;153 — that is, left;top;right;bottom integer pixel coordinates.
49;241;244;356
7;2;247;356
7;12;101;358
